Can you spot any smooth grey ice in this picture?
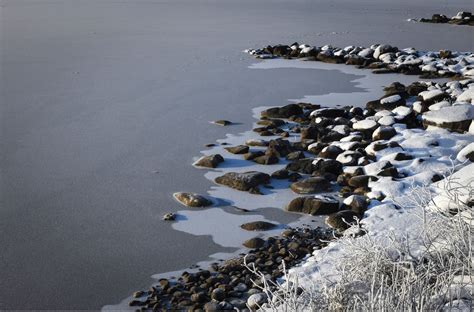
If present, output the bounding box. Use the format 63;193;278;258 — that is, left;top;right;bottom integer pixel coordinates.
1;0;473;309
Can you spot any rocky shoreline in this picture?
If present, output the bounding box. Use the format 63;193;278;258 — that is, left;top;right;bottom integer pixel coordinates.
417;11;474;26
127;44;473;311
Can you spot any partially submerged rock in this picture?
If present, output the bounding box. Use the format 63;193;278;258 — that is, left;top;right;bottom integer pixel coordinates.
173;192;213;207
225;145;249;154
193;154;224;168
214;171;271;192
290;177;332;194
286;195;340;215
240;221;277;231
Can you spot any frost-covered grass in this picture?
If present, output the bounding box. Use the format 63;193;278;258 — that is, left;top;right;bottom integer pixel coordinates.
245;172;473;311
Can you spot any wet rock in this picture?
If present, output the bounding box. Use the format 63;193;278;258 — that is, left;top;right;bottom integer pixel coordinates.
240;221;277;231
193;154;224;168
326;210;360;231
290;177;332;194
173;192;213;207
243;237;266;248
261;104;303;119
286;195;339;215
225;145;250;154
162;212;177;221
215;171;270;192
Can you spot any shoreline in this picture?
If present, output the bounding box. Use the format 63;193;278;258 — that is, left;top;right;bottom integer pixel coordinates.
111;44;473;310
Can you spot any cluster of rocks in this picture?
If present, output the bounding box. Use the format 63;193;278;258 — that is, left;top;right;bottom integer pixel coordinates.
245;43;474;79
189;78;473;234
419;11;474;26
128;227;335;311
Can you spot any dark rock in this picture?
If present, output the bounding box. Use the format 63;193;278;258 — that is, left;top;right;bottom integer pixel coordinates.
290;177;332;194
407;82;428;96
326;210;360;231
253;154;279;165
225;145;249;154
372;126;397;141
343;195;369;214
348;175;378;188
243;151;265;161
286;195;340;215
240;221;278;231
314;159;343;176
211;288;226;301
394;152;413;161
243;237;266;248
286;151;306;160
194;154;225;168
215;171;270;192
261;104;303;119
162;213;177;221
213;120;232;126
286;158;317;174
319;145;343;159
311;108;346;118
271;169;290;179
300;126;320;140
173;192;213;207
272;44;291;56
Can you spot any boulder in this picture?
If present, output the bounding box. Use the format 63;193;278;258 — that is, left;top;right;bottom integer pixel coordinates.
286;158;317;174
261;104;303;118
319;145;344;159
173;192;213;207
215;171;271;192
348;175;378;188
372;126;397;141
193;154;224;168
243;237;266;248
290;177;332;194
225;145;249;154
240;221;277;231
314;159;344;176
286;195;339;215
422;104;474;133
326;210;360;231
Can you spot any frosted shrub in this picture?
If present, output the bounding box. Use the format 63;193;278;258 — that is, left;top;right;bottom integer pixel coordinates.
245;173;473;311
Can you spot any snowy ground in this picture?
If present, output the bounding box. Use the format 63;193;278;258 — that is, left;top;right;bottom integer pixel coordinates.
2;0;474;309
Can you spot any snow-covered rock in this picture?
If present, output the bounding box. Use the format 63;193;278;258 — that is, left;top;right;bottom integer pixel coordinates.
422;104;474;132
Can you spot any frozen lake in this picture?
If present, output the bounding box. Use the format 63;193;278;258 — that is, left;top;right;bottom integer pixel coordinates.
1;0;473;309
